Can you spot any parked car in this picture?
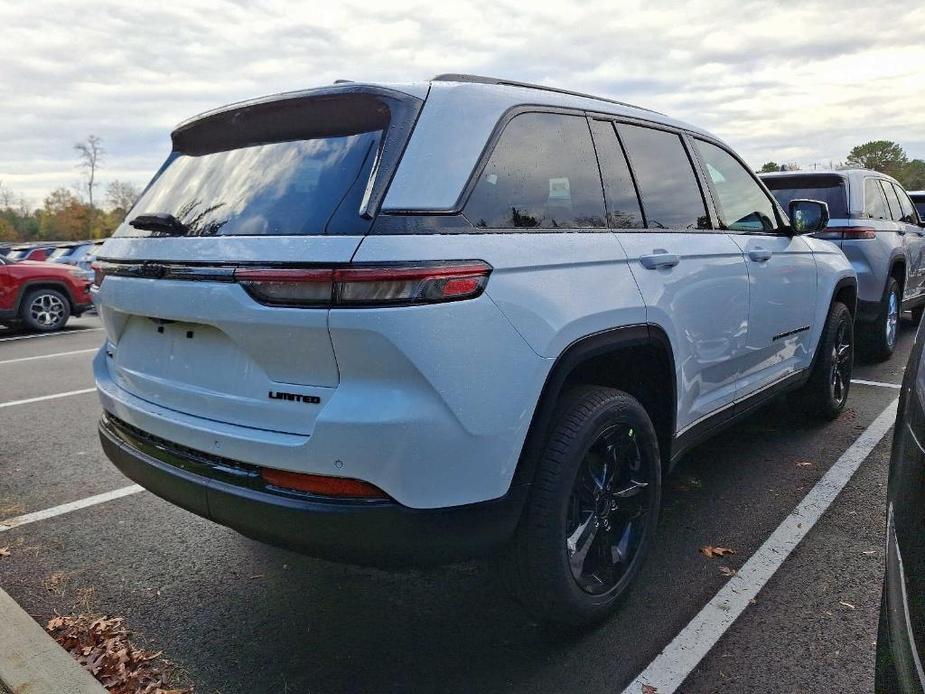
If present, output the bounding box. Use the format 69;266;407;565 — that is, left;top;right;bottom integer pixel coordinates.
0;255;93;331
762;170;925;360
909;190;925;220
876;320;925;692
94;75;856;625
49;240;104;281
5;245;54;262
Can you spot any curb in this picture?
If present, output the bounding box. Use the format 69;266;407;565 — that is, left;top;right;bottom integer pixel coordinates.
0;587;105;693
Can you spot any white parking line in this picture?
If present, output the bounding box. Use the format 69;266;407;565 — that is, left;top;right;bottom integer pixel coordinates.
0;485;144;532
0;348;97;366
851;378;902;390
0;388;96;409
0;328;102;343
622;398;899;694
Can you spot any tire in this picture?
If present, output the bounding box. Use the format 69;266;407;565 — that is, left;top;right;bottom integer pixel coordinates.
865;278;900;362
20;288;71;332
798;301;853;420
500;386;661;626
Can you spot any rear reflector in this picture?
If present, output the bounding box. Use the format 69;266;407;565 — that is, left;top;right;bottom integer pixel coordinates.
261;468;388;498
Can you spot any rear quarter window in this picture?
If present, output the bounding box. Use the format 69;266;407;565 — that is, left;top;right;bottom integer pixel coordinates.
865;178;890;220
463;112;606;230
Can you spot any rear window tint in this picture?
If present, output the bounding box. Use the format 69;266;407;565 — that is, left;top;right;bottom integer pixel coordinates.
762;175;848;218
115;132;381;237
464;112;606;229
910;194;925;218
589;120;644;229
617;124;709;230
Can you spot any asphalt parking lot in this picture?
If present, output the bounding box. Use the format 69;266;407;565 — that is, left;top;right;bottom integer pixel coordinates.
0;314;914;693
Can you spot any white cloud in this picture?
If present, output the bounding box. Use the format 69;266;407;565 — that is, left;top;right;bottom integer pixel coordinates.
2;0;924;205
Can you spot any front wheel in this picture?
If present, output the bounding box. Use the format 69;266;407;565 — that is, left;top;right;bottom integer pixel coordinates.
20;288;71;332
798;301;853;420
500;386;661;626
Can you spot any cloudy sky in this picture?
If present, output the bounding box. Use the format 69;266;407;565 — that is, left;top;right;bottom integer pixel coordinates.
3;0;924;208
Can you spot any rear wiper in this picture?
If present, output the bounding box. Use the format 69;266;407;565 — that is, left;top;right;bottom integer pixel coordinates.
129;213;189;236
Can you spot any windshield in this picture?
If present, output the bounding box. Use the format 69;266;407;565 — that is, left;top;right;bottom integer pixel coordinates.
762;175;849;218
48;247;73;260
6;250;24;260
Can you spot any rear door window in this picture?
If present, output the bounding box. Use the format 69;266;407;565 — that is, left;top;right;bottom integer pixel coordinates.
588;120;644;229
464;112;606;229
880;180;903;221
617;124;710;230
695;139;779;233
865;178;890;220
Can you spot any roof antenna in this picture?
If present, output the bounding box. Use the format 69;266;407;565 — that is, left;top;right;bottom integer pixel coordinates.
333;79;353;84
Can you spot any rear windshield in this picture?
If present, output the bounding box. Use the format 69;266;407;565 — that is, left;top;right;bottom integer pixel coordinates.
762;175;849;218
114;89;420;238
911;194;925;218
116;134;381;237
48;247;74;259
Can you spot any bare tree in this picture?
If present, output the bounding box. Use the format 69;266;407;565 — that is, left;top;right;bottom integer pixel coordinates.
74;135;104;233
0;180;15;208
106;180;140;214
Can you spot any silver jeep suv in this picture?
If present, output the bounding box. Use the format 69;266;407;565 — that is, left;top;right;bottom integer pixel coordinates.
94;75;856;625
762;169;925;360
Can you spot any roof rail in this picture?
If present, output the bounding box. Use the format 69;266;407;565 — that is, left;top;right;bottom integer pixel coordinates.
431;74;663;115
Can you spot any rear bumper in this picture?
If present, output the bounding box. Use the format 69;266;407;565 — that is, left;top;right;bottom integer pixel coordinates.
99;413;528;565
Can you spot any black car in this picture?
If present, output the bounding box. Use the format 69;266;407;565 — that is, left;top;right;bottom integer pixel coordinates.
877;319;925;692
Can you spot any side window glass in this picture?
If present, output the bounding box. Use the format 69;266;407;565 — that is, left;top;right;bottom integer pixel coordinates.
464;112;606;230
893;184;919;224
880;180;903;221
695;139;779;233
865;178;890;220
588;120;644;228
617;124;710;230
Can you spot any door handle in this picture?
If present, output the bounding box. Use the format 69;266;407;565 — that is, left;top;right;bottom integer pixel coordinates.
640;251;680;270
747;247;773;262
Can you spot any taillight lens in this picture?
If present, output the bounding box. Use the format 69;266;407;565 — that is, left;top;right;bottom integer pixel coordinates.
235;261;492;308
814;226;877;240
841;226;877;239
261;468;388;499
91;261;106;288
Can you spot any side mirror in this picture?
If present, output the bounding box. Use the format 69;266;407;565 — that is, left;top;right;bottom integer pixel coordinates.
789;199;830;235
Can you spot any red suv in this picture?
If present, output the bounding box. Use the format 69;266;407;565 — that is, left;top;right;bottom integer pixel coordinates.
0;255;93;332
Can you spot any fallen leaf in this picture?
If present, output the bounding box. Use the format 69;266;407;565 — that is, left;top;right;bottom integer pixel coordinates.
46;613;192;693
796;461;813;467
862;550;877;556
642;685;658;694
700;546;737;559
719;566;737;577
839;601;856;610
0;546;9;558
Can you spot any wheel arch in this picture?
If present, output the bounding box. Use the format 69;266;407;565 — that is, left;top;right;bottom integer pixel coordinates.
14;280;77;314
512;324;677;489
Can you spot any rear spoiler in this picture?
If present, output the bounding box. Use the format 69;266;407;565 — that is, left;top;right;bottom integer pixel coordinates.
169;85;425;219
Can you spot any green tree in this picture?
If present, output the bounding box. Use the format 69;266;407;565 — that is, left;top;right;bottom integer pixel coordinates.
758;162;781;173
898;159;925;191
846;140;908;177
